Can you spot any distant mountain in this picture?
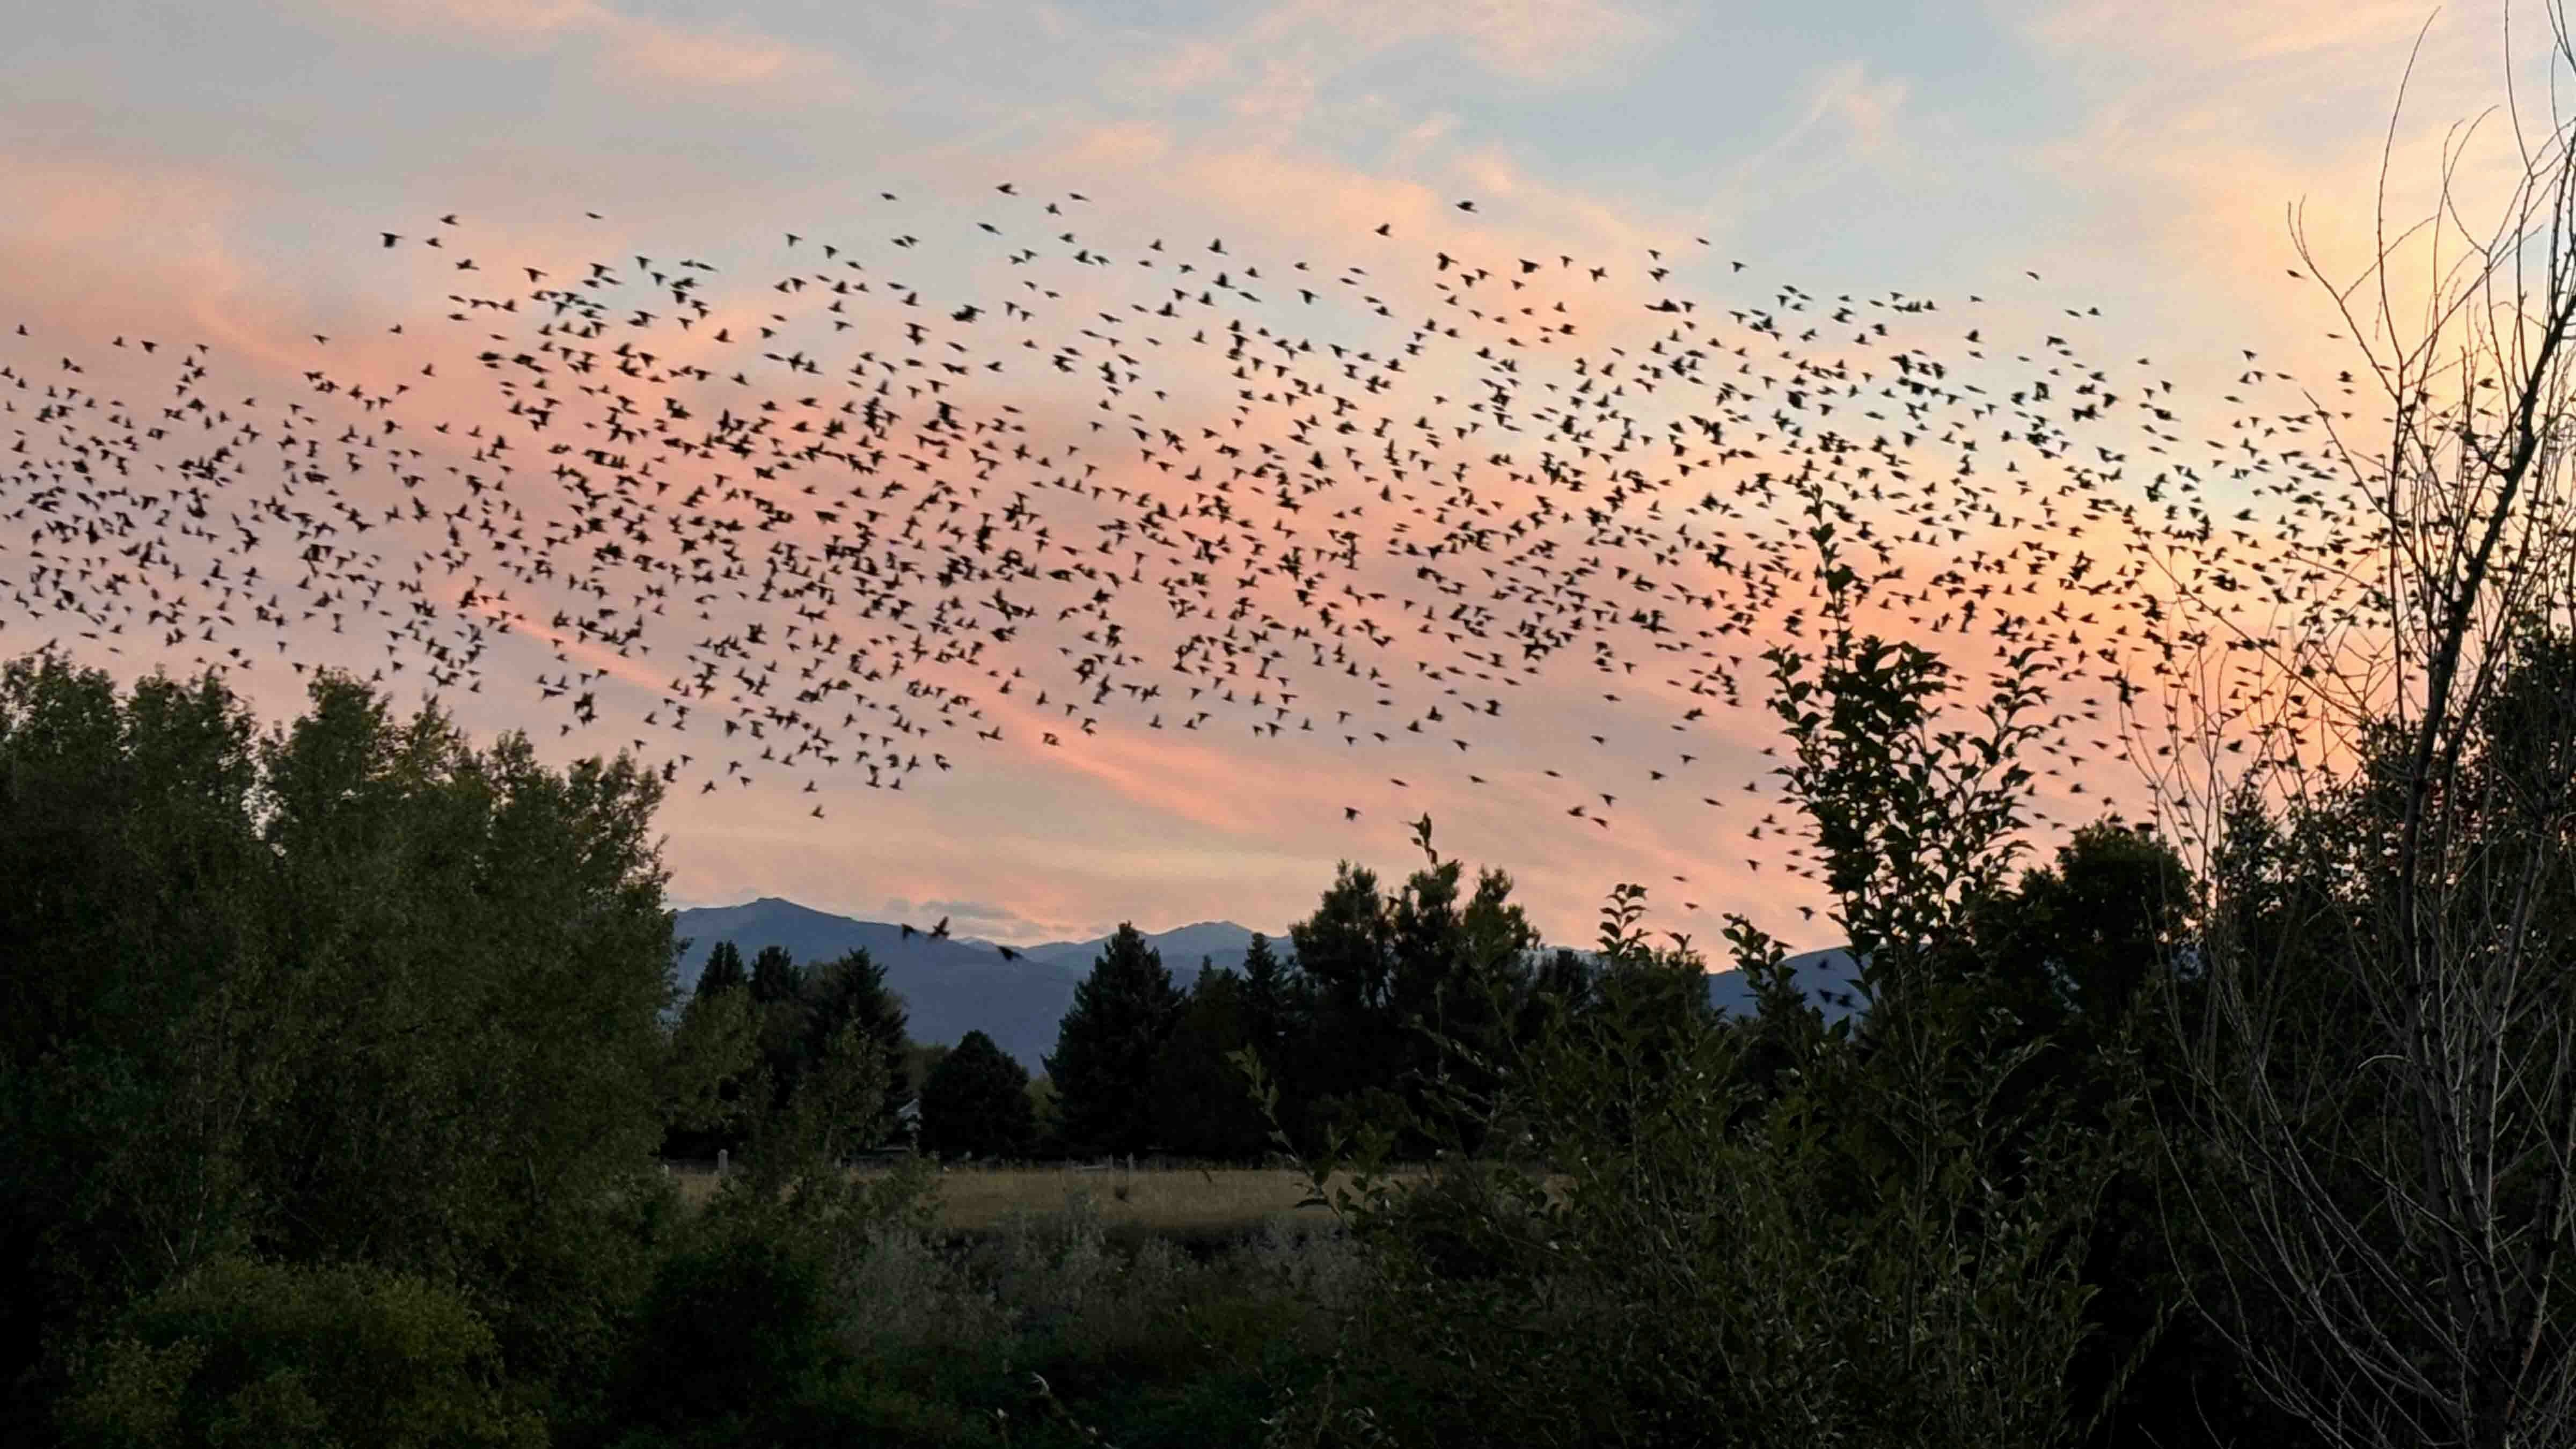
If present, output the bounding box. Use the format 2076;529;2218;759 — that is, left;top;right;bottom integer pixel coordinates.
671;898;1864;1071
670;900;1279;1071
1704;946;1869;1023
1021;921;1276;978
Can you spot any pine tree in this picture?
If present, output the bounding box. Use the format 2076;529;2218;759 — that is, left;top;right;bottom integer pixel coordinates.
748;943;802;1007
919;1030;1033;1160
660;978;762;1161
1240;932;1292;1060
1286;864;1396;1144
696;940;749;1000
1152;967;1268;1160
796;948;911;1144
1043;923;1183;1159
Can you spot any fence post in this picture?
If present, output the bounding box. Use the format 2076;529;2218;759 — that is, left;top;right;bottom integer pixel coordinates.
717;1148;728;1180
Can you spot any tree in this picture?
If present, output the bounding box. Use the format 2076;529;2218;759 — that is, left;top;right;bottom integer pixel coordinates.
1246;489;2128;1448
1239;933;1295;1063
1382;851;1542;1156
1283;853;1548;1155
658;977;763;1162
748;943;802;1007
0;657;680;1429
795;948;911;1147
695;941;749;1001
1043;924;1183;1159
1151;967;1269;1160
1283;856;1401;1139
919;1031;1034;1160
2139;19;2576;1445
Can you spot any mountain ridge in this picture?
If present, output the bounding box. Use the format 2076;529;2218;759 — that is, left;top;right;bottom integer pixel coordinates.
670;899;1865;1072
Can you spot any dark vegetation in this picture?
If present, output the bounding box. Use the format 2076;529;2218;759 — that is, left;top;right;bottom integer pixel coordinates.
4;553;2566;1447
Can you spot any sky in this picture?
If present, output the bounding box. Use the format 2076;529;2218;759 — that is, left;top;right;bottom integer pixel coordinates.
2;0;2558;952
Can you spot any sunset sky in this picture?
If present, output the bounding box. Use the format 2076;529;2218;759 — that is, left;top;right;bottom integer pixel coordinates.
3;1;2547;952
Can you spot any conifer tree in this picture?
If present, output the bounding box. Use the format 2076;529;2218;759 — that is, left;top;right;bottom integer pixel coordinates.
1043;924;1183;1159
796;948;911;1144
747;943;802;1007
1151;967;1268;1160
694;941;748;1000
919;1030;1033;1160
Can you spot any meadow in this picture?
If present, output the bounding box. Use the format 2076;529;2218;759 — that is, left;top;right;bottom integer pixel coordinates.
661;1159;1569;1244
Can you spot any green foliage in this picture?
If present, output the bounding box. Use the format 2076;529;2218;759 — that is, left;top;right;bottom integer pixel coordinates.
53;1253;546;1449
1044;925;1185;1159
0;656;679;1429
693;941;748;1001
1276;852;1546;1159
657;979;763;1162
615;1209;845;1433
748;943;803;1007
797;948;914;1142
923;1030;1037;1160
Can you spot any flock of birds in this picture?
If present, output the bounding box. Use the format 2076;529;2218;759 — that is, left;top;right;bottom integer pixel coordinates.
1;182;2390;916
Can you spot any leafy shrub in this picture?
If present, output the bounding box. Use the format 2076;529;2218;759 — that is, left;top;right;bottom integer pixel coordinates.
613;1210;846;1432
53;1253;545;1449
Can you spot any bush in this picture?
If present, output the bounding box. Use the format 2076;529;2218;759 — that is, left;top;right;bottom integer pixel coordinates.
53;1253;546;1449
613;1212;846;1432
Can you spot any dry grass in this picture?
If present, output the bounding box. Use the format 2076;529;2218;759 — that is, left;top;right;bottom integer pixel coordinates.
658;1160;1498;1238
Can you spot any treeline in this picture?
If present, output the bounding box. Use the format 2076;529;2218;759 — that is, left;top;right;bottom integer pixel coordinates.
669;858;1640;1168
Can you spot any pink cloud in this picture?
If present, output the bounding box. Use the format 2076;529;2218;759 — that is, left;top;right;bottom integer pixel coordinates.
302;0;839;91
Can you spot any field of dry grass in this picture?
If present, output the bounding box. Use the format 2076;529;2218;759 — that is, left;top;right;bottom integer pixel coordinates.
658;1159;1531;1240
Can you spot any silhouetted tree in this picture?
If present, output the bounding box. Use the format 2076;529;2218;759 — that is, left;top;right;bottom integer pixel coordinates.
796;948;910;1146
695;940;749;1000
1152;966;1269;1160
919;1030;1033;1160
748;943;802;1007
1285;863;1398;1145
1043;924;1183;1159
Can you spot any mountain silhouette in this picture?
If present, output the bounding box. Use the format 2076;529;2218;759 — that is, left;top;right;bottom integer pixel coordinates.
671;899;1279;1070
672;899;1865;1071
1701;946;1870;1024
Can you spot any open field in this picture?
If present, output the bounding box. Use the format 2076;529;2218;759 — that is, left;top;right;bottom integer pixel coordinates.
660;1160;1570;1241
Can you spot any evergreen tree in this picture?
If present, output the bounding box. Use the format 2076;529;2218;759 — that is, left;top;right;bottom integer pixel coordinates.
1236;932;1310;1147
748;943;802;1007
1043;924;1184;1159
695;940;748;1000
658;977;762;1161
796;948;911;1145
1239;932;1296;1063
1286;864;1396;1145
1151;967;1269;1160
919;1030;1033;1160
1278;857;1541;1155
748;947;813;1122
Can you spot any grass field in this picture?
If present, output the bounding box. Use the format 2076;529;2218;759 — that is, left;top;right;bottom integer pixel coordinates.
659;1160;1527;1241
